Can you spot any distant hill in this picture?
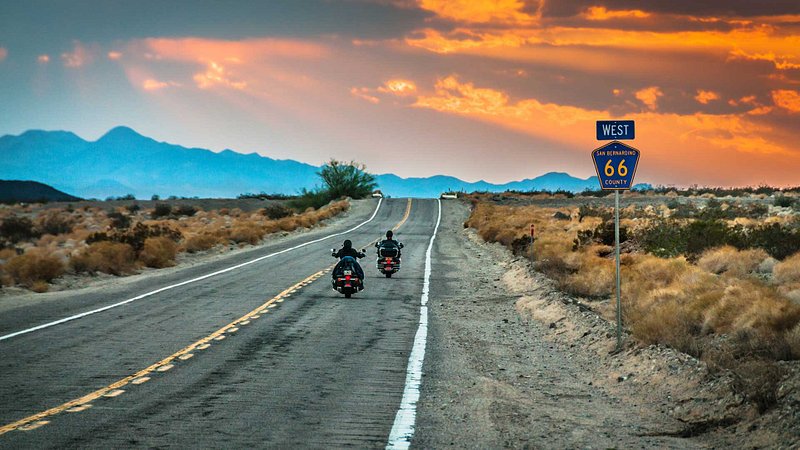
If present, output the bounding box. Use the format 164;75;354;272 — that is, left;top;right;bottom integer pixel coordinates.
0;126;614;198
0;180;82;203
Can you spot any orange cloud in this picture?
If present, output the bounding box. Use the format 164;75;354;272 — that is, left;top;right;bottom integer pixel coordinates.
695;89;720;105
584;6;650;21
728;48;800;70
350;87;380;104
772;90;800;112
130;38;327;93
411;76;798;185
404;24;800;74
143;37;326;64
635;86;663;110
142;78;181;91
37;54;50;64
378;79;417;95
417;0;539;25
0;48;7;62
108;51;122;60
193;61;246;90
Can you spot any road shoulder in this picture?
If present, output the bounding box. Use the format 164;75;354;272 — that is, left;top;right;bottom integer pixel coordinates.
415;199;703;449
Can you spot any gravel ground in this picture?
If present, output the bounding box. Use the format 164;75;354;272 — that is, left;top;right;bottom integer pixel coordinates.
415;199;800;449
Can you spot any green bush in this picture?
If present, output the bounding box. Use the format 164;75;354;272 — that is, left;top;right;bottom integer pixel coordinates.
35;211;75;236
107;211;131;229
151;203;172;218
0;216;40;243
774;195;796;208
637;218;800;260
317;159;376;200
289;189;332;211
174;204;198;217
747;224;800;260
574;220;628;249
87;222;182;256
261;203;293;219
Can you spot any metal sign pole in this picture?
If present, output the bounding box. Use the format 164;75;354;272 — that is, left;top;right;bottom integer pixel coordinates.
615;190;622;351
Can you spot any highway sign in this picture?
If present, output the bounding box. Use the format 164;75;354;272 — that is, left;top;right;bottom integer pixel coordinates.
591;141;640;190
597;120;634;140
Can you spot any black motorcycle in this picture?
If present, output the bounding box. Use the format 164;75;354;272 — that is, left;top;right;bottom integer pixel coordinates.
331;249;366;298
375;241;403;278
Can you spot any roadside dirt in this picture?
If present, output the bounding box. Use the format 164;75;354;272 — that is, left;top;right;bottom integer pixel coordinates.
416;200;800;449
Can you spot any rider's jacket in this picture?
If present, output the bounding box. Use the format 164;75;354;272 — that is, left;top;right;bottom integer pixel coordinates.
333;247;364;259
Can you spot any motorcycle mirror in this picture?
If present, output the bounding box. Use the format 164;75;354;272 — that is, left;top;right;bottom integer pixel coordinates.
361;248;366;253
331;248;336;253
399;243;404;248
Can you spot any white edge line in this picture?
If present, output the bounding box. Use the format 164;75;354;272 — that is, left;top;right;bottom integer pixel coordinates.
0;198;384;342
386;198;441;449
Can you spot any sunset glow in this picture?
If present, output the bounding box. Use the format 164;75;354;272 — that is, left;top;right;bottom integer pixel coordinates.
1;1;799;186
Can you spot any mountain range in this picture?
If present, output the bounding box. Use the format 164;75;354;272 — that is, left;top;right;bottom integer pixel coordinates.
0;126;610;199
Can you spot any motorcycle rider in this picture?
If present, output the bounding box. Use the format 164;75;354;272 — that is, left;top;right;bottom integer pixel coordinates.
375;230;402;257
332;239;366;288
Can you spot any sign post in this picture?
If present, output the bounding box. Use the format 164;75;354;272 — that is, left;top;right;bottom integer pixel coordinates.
530;224;535;259
593;122;639;351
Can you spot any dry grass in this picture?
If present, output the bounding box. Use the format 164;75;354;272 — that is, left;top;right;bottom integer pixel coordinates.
698;246;769;277
0;198;350;291
466;196;800;383
4;249;65;287
139;236;178;268
182;232;222;253
774;253;800;285
70;241;137;275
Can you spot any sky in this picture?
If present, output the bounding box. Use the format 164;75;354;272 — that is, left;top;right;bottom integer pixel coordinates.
1;0;799;187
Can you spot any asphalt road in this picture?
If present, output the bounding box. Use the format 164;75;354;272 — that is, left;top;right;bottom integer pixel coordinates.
0;198;440;448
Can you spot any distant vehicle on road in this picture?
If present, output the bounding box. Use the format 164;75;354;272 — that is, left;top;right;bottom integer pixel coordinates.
372;190;383;198
440;192;458;199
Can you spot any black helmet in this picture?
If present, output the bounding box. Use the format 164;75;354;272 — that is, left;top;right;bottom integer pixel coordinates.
343;239;352;249
386;230;393;239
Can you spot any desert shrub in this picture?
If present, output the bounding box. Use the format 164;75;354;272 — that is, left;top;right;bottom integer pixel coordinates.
561;248;615;297
774;253;800;285
70;241;136;275
746;224;800;260
30;280;50;293
229;223;265;245
261;203;293;220
577;204;612;222
636;219;686;257
573;220;628;249
698;246;768;277
0;215;41;243
174;204;198;217
238;192;291;200
151;203;172;218
126;203;141;213
35;210;75;235
139;236;178;268
107;211;131;229
5;250;65;286
87;222;181;256
289;188;331;211
183;233;221;253
685;220;741;256
774;195;796;208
